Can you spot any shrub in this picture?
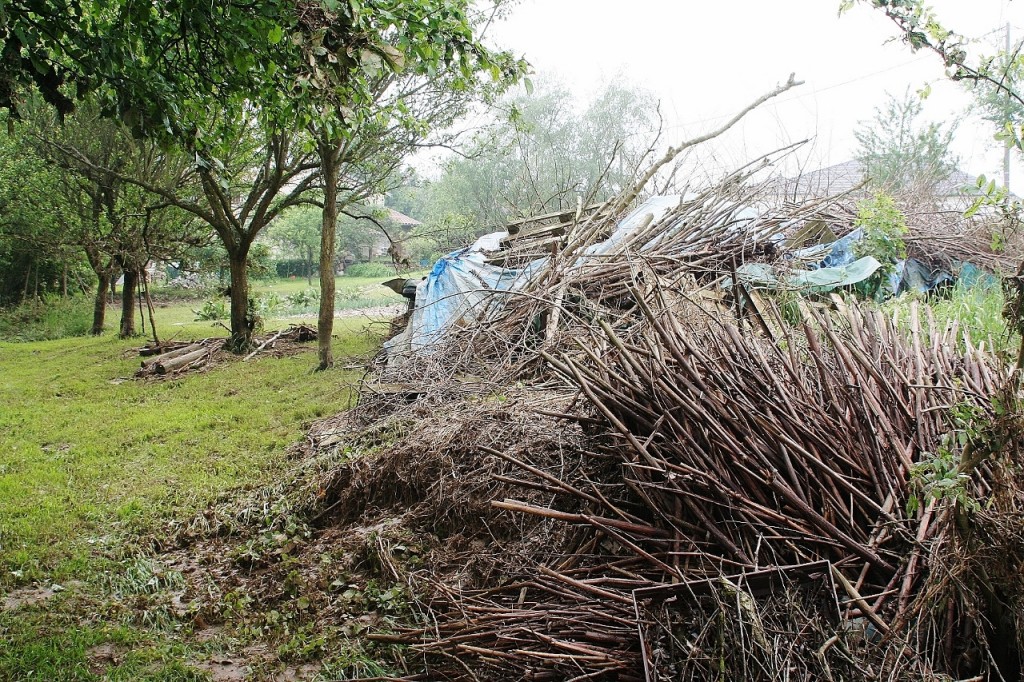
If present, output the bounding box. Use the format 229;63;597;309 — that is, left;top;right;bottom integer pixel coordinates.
852;192;909;298
343;261;403;278
193;298;227;321
0;294;94;342
853;193;908;271
285;288;318;309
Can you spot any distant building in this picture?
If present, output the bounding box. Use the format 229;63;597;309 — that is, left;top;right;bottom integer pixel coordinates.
771;160;985;209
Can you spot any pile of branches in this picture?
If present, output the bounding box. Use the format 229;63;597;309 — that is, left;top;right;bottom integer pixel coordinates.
340;110;1024;677
177;77;1022;679
401;282;1024;676
134;324;318;378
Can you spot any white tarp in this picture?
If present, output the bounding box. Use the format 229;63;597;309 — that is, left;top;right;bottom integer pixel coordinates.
383;232;541;359
384;196;875;359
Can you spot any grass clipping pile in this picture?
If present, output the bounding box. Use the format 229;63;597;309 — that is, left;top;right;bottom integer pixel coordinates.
177;81;1024;680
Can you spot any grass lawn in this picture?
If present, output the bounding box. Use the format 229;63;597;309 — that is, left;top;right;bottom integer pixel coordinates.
0;292;393;681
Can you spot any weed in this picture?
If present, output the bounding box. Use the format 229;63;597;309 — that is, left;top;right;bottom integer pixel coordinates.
883;278;1016;358
907;402;987;515
0;294;94;341
317;643;400;679
192;298;227;321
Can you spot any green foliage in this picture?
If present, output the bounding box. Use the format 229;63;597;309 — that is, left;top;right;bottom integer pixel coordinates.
853;193;908;263
854;89;958;196
420;78;661;230
252;291;284;318
285;288;319;309
265;206;321;276
0;294;94;341
907;402;985;516
192;298;227;321
852;192;908;297
343;261;403;278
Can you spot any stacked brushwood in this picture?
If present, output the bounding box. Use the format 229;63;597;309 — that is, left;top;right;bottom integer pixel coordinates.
348;153;1024;678
366;280;1024;680
178;81;1023;679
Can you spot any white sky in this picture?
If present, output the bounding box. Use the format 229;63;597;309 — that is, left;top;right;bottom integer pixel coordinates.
482;0;1024;189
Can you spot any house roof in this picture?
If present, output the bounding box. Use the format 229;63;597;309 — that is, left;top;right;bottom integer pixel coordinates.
773;160;981;200
387;208;421;227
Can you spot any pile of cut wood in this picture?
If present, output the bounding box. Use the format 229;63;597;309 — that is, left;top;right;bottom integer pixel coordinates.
136;339;222;377
134;324;318;378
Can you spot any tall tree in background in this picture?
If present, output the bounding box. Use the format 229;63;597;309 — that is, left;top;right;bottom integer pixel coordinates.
423;79;662;231
854;89;958;197
282;1;527;370
0;117;77;304
29;99;201;337
268;207;322;286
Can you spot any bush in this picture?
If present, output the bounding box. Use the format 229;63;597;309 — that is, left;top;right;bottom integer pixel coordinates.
0;295;94;342
343;262;403;278
193;299;227;321
251;292;283;317
285;288;318;309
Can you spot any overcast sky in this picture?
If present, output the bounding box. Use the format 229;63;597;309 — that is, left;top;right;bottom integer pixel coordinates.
483;0;1024;188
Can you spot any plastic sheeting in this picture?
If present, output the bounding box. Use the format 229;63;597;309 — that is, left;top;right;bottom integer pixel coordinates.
384;195;990;359
386;196;694;359
734;256;883;293
383;232;541;359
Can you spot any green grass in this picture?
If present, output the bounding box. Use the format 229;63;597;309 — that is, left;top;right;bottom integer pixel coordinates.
0;294;95;342
0;295;393;679
882;279;1018;359
0;320;380;585
149;275;412;332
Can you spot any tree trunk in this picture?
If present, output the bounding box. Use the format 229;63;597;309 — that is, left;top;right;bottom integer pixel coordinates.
119;267;139;338
227;245;253;351
92;272;110;335
306;246;313;287
317;140;341;371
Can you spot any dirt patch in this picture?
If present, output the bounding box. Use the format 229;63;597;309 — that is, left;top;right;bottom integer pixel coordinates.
2;586;55;611
192;655;251;682
86;643;125;675
273;664;321;681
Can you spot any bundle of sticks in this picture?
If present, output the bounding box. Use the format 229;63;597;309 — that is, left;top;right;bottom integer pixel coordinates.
357;78;1024;680
374;287;1020;680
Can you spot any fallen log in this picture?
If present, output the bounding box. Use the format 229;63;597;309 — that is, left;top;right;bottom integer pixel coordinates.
141;342;204;368
155;347;210;375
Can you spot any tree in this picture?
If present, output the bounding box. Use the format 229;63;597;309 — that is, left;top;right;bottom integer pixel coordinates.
0;119;81;304
268;207;322;286
854;89;958;197
422;79;663;232
279;1;527;370
3;0;524;357
0;0;299;135
26;98;202;337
